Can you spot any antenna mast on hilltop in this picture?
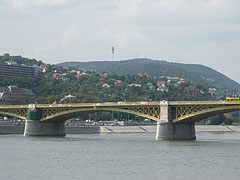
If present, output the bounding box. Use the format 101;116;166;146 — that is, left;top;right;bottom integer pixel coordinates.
112;46;114;61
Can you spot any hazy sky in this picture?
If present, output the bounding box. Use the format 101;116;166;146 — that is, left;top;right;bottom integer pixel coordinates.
0;0;239;83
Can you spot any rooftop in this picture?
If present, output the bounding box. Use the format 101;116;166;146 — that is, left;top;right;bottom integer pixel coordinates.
0;86;35;95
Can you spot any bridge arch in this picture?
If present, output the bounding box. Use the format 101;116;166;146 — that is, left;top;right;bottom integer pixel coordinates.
0;111;26;120
40;107;160;122
0;102;239;124
172;105;240;123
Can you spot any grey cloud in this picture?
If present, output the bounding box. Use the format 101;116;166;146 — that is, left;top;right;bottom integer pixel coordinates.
0;0;239;83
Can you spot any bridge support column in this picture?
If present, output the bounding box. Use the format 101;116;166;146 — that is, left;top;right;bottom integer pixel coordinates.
156;100;196;140
156;122;196;140
24;120;66;137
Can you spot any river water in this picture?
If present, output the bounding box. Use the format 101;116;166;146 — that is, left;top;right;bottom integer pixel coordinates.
0;132;239;180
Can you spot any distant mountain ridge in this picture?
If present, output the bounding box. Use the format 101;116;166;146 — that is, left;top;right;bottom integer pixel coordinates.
57;58;239;91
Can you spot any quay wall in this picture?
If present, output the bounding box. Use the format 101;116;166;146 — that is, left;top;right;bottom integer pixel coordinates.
0;125;240;135
0;125;24;134
66;126;100;134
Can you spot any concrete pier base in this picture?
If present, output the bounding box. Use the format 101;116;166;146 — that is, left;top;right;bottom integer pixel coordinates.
24;120;66;136
156;122;196;140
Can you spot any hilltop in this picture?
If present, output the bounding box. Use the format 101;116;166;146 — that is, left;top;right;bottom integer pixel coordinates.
57;58;239;91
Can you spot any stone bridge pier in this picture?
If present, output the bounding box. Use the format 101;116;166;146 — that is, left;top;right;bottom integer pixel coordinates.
155;101;196;140
24;120;66;136
24;104;66;137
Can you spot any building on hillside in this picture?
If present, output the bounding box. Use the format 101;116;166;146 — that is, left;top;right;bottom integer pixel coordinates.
102;84;110;88
157;86;169;92
128;84;141;87
52;73;63;79
0;86;36;105
157;81;166;86
147;83;154;89
115;80;122;85
209;88;217;95
0;64;36;78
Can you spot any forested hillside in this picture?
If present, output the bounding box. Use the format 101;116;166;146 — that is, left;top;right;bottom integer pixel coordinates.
58;58;239;91
0;70;213;104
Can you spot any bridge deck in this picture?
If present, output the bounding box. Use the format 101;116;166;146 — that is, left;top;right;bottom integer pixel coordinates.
0;101;239;123
0;101;239;109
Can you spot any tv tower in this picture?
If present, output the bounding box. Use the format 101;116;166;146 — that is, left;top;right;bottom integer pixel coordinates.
112;46;114;61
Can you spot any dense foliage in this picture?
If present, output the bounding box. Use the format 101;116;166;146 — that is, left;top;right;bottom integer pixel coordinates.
0;71;213;104
58;58;240;92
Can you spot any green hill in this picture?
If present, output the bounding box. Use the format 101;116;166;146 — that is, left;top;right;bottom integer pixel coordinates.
57;58;239;91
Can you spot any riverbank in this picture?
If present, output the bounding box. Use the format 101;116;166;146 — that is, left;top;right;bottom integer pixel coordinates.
100;125;240;133
0;125;240;135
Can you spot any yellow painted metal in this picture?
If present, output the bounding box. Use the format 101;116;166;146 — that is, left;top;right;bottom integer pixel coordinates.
40;106;161;122
172;105;240;123
0;105;27;120
0;101;239;122
40;107;160;122
0;110;26;120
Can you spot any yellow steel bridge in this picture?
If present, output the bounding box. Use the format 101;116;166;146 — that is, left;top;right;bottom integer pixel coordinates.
0;101;239;123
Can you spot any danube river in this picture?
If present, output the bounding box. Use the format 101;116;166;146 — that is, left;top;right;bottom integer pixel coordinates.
0;132;239;180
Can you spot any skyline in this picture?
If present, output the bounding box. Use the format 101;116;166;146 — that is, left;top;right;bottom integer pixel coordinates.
0;0;239;83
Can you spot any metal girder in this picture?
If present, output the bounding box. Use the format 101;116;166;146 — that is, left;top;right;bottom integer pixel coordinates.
40;106;161;122
0;101;239;123
0;109;27;120
172;104;240;123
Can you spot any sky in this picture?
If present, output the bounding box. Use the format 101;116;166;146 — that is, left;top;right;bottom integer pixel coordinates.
0;0;239;83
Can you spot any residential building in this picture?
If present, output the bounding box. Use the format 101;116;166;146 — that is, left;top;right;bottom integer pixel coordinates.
0;86;36;105
102;84;110;88
115;80;122;85
147;83;154;89
0;64;35;78
157;87;169;92
128;84;141;87
209;88;217;95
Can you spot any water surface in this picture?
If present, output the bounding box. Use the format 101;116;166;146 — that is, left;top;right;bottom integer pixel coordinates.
0;132;239;180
